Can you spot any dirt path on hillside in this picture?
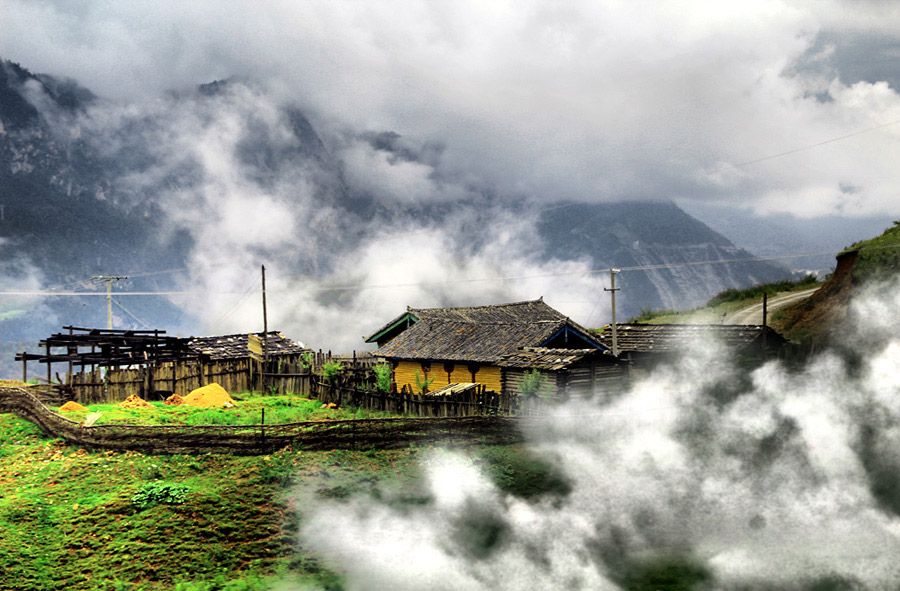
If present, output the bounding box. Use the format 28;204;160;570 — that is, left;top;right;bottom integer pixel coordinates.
726;287;821;325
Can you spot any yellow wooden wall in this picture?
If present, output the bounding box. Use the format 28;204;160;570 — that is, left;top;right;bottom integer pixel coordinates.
393;360;502;393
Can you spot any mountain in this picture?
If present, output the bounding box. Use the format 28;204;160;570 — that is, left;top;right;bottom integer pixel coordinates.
676;199;896;275
538;201;794;316
0;57;794;352
0;60;194;338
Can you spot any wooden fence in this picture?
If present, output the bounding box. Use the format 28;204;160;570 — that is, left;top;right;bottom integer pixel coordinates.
61;349;559;418
311;378;549;417
65;350;378;404
0;386;528;455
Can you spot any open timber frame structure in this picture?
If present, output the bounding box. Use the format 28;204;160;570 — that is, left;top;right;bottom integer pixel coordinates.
14;326;198;385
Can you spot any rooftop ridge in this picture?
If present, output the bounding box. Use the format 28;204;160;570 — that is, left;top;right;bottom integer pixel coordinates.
188;330;285;340
417;318;563;326
409;297;547;314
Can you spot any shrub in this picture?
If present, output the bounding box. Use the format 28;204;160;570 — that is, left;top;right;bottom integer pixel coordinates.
322;360;343;384
519;369;547;398
414;370;434;394
373;363;392;393
131;481;189;510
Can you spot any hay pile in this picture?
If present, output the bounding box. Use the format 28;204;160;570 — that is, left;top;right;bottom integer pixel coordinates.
183;383;235;408
163;393;185;406
118;394;153;409
59;401;88;412
0;379;31;388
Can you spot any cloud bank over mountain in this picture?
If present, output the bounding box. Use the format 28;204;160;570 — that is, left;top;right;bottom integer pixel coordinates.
5;1;900;219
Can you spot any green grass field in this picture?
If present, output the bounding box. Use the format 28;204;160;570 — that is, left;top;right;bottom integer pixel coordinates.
54;394;394;427
0;400;577;590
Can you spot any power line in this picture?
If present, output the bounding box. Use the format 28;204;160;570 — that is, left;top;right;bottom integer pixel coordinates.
0;248;839;298
715;117;900;173
205;276;262;332
3;243;894;299
111;297;153;330
365;201;581;245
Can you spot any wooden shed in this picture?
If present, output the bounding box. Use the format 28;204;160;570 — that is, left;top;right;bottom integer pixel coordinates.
595;323;788;369
187;331;307;363
499;347;625;398
19;328;309;402
365;298;614;395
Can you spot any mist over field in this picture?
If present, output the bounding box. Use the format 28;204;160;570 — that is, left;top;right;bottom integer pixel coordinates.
302;277;900;590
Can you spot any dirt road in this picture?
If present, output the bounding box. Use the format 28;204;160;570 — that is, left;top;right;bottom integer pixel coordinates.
726;287;820;325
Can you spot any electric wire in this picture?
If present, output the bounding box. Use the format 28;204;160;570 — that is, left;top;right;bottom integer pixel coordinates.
365;202;580;244
205;276;262;332
111;297;153;330
1;243;896;299
714;117;900;173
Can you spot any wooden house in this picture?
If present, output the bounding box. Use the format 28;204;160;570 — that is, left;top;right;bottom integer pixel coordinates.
595;323;788;370
365;298;622;396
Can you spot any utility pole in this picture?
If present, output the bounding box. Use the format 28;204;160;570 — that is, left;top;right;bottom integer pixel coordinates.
91;275;128;329
604;269;621;356
261;265;268;393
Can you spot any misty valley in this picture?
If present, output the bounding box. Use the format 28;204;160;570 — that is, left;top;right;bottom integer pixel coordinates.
4;14;900;591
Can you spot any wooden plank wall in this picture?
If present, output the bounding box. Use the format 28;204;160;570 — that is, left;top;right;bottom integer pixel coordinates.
66;351;376;404
505;362;627;399
392;360;503;394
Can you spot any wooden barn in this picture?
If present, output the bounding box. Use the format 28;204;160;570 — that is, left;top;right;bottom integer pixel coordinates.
595;323;788;370
365;298;622;397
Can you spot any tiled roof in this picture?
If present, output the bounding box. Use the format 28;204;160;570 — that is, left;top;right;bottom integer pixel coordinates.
595;324;786;353
372;299;606;363
187;331;306;360
498;347;608;370
364;298;566;344
410;298;567;323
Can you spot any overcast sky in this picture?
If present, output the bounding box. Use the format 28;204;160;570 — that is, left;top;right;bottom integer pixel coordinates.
4;1;900;220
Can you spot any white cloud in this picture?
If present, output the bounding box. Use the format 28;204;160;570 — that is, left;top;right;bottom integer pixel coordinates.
4;1;900;218
302;292;900;588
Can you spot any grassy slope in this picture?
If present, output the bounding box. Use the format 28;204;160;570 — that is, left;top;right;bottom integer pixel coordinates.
0;400;578;591
844;221;900;282
773;221;900;343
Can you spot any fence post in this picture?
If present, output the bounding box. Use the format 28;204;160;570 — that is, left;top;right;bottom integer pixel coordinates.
260;408;265;450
